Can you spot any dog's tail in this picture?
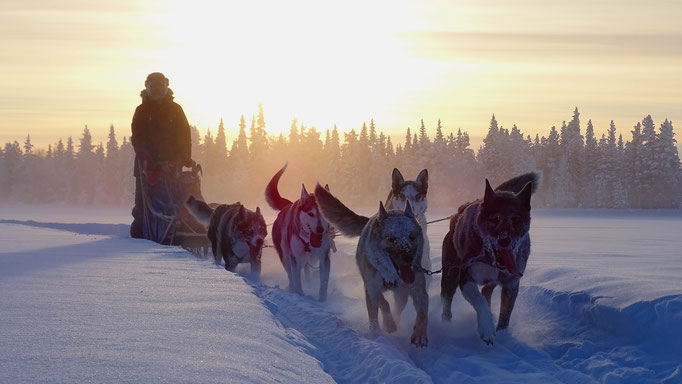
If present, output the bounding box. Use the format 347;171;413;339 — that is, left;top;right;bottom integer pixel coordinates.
314;183;369;237
265;163;293;211
495;172;541;195
184;195;214;230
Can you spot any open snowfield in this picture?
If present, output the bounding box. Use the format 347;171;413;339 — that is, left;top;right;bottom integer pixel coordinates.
1;204;681;383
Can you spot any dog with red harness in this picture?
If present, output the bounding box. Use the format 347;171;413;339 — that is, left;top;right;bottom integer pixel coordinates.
265;164;335;301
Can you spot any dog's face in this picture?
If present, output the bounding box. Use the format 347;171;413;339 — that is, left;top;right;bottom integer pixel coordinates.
389;168;428;219
297;184;330;248
377;201;423;284
236;206;268;259
477;179;533;277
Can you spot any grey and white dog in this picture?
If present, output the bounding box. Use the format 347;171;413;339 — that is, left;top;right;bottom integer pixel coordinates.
440;173;539;345
185;196;267;277
385;168;432;276
315;183;429;348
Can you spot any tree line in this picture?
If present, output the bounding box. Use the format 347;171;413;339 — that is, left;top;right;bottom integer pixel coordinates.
1;106;680;209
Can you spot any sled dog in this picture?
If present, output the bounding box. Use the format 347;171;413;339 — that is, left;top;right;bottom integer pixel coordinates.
385;168;432;275
185;196;267;277
315;184;429;347
265;164;333;301
440;173;539;345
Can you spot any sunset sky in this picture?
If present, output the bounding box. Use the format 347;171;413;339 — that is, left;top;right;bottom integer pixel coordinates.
1;0;681;150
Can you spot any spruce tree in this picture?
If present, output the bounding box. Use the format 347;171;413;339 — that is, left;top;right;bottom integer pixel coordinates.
215;118;228;162
106;125;118;156
404;127;412;152
478;114;504;183
78;126;94;157
418;119;430;147
583;120;599;206
627;122;644;207
289;117;300;148
330;125;341;162
23;135;34;155
369;119;377;152
656;119;682;207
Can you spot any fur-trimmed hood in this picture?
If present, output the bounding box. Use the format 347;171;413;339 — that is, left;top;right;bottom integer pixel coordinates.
139;88;175;104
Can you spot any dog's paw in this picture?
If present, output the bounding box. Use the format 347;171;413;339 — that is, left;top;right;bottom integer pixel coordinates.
410;332;428;348
477;314;496;346
441;309;452;322
383;316;397;333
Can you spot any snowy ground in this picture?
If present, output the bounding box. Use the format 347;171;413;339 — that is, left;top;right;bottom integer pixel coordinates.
1;204;681;383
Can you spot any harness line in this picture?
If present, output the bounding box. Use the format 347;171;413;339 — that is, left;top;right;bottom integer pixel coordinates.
425;215;453;225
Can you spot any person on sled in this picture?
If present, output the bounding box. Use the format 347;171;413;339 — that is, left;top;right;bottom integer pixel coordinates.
130;72;192;238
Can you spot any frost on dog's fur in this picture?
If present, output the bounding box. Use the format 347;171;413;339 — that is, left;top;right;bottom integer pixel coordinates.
440;172;540;345
369;250;400;284
265;165;333;301
315;184;429;348
184;196;267;275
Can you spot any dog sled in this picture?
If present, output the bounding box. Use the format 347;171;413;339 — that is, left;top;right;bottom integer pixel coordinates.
138;160;210;253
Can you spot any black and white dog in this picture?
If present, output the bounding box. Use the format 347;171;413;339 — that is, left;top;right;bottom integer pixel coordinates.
440;173;539;345
265;164;333;301
185;196;267;277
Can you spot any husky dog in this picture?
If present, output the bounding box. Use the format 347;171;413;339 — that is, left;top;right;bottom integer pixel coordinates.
185;196;267;277
440;173;539;345
265;164;333;301
315;184;429;348
385;169;431;275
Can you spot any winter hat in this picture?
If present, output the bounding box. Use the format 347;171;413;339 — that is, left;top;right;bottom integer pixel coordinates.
145;72;169;85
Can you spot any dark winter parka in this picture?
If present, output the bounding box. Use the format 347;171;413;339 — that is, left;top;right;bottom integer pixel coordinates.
131;89;191;176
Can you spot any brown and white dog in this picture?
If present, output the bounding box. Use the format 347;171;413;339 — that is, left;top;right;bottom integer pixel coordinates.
440;173;539;345
185;196;267;277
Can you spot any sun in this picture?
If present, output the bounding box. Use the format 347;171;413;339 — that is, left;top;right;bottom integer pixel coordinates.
149;1;424;139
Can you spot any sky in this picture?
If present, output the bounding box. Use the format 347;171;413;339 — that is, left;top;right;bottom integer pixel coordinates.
1;0;681;150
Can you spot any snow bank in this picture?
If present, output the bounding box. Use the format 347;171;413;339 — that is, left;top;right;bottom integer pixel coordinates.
0;224;333;383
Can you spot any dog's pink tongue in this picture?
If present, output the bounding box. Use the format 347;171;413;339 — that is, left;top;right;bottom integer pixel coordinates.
498;249;523;277
398;265;415;285
310;233;322;248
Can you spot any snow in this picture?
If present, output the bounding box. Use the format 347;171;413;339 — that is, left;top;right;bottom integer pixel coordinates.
1;204;681;383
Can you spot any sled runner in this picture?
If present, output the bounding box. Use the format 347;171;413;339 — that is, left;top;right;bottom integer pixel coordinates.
138;160;210;253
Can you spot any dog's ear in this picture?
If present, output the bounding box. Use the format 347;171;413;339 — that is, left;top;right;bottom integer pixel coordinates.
379;201;388;220
416;169;428;193
517;181;533;210
483;179;494;206
238;204;245;218
301;184;309;200
392;168;404;192
256;206;261;216
404;200;415;219
324;184;330;192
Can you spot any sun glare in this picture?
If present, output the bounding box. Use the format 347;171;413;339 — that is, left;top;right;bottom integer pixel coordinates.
151;1;424;137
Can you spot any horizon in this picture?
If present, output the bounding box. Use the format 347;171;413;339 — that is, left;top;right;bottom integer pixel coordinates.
1;1;682;151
